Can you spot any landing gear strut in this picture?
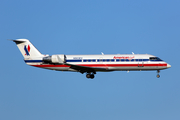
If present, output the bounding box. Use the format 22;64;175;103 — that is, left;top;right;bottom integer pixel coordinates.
86;73;95;79
157;70;160;78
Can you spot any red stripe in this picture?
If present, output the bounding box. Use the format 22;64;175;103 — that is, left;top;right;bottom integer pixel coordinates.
32;64;70;67
32;64;167;68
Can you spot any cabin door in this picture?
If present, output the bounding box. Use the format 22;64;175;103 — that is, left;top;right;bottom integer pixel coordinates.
138;58;144;67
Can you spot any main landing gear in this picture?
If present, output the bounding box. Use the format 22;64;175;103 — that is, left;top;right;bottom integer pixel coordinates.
86;72;96;79
157;70;160;78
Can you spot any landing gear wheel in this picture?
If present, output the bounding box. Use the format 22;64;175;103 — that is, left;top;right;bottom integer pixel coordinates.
86;73;95;79
86;74;91;78
157;70;160;78
157;74;160;78
90;74;94;79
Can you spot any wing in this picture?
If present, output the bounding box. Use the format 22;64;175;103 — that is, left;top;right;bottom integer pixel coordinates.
65;63;108;74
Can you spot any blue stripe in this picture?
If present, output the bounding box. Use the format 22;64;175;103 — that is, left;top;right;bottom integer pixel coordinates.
67;59;151;62
83;59;96;62
24;59;162;63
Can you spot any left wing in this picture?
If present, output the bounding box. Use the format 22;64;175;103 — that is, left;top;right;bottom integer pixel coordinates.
65;63;108;74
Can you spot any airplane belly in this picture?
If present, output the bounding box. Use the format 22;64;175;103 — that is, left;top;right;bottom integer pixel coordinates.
31;64;71;71
105;63;168;71
42;67;70;71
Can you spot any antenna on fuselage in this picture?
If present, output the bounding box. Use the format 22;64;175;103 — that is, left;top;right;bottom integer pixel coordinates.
101;52;104;55
132;52;134;55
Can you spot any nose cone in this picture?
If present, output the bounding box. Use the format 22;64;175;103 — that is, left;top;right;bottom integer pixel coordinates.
167;63;171;68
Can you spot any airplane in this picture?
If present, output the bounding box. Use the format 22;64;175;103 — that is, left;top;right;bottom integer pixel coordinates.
11;39;171;79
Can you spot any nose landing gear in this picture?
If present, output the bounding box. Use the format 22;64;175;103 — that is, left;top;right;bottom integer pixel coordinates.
157;70;160;78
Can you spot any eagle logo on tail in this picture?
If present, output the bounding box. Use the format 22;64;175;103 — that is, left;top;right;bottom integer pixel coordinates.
24;45;30;56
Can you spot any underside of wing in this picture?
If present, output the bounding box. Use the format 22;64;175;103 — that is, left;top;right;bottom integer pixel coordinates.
65;63;108;74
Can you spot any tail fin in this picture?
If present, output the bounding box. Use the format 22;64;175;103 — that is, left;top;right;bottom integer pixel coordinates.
12;39;43;58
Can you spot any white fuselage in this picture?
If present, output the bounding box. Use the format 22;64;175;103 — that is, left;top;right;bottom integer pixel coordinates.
12;39;171;78
25;54;171;72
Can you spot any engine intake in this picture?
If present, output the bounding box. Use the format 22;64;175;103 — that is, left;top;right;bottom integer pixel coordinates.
43;54;66;64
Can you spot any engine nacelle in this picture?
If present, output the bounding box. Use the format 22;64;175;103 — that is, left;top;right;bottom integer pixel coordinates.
43;54;66;64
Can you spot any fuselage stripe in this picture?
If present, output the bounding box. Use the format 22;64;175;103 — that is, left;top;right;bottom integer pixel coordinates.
24;59;163;63
31;63;167;68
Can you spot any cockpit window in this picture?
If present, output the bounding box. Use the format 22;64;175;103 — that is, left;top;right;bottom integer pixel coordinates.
149;57;162;61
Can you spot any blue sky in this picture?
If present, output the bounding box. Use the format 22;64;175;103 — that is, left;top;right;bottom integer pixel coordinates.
1;0;180;120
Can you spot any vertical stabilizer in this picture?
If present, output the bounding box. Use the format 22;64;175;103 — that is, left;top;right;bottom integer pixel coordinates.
13;39;43;59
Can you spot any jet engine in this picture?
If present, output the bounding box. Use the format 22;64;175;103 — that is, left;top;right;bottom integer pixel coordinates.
43;54;66;64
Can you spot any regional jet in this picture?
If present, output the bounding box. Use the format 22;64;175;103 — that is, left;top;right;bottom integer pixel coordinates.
12;39;171;79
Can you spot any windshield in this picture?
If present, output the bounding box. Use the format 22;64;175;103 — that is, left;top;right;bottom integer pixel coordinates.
149;57;163;61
